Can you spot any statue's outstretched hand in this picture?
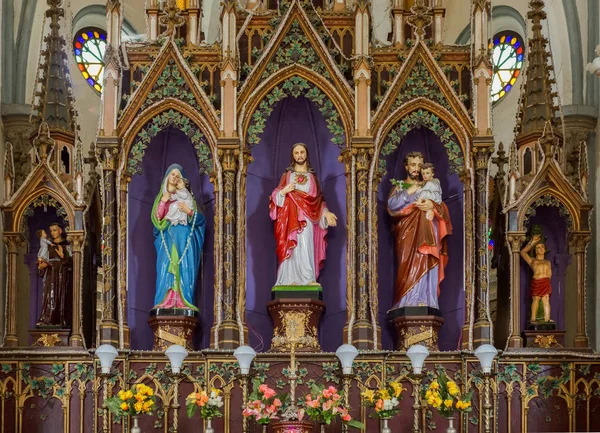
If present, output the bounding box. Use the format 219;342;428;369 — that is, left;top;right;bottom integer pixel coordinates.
325;211;337;227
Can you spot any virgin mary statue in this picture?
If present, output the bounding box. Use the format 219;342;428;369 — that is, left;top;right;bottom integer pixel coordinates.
151;164;206;312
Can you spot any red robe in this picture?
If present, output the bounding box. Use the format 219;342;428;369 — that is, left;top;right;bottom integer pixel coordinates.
388;198;452;307
269;171;328;278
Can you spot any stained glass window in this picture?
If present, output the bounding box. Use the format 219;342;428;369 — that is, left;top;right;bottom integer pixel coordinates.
490;32;524;103
73;27;107;94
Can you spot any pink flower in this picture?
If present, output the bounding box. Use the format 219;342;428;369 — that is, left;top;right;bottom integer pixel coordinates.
297;409;305;421
332;393;341;402
322;389;332;398
322;400;334;411
273;398;282;407
307;399;320;409
342;414;351;422
327;386;338;394
259;384;276;400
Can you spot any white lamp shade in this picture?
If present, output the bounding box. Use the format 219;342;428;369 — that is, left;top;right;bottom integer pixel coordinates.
165;344;188;374
406;344;429;374
96;344;118;374
335;344;359;374
474;344;498;374
233;345;256;375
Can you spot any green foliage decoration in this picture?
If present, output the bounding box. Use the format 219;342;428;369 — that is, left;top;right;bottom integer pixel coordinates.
246;76;345;148
128;109;212;176
141;59;196;112
379;109;464;175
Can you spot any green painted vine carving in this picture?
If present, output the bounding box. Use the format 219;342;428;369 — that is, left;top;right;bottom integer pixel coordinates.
141;59;196;112
392;58;454;113
260;20;329;81
246;76;345;148
524;195;574;231
128;109;212;176
379;109;464;175
23;194;70;230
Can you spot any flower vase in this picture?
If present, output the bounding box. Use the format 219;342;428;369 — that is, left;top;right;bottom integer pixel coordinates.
205;418;214;433
320;424;325;433
130;416;141;433
381;417;391;433
262;425;267;433
445;416;456;433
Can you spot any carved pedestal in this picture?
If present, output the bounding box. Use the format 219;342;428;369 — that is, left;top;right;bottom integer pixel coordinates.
30;328;70;347
523;329;566;349
389;307;444;351
271;420;314;433
148;309;198;350
267;298;325;352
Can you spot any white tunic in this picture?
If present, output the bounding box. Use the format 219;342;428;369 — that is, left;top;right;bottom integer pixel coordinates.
274;172;329;286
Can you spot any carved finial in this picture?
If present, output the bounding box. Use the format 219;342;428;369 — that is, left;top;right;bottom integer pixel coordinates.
33;122;55;163
539;120;559;160
407;0;432;41
492;142;509;179
31;0;77;134
4;142;15;201
578;140;589;199
159;0;185;38
515;0;560;141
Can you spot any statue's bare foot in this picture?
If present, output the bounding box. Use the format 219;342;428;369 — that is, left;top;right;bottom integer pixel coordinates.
308;281;320;286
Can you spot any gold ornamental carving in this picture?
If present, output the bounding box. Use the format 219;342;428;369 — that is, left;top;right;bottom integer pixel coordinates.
533;334;562;349
33;333;64;347
155;325;192;350
271;310;320;351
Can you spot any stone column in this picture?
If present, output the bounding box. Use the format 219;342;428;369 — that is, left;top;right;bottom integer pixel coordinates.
2;234;24;347
569;232;592;348
211;145;242;348
472;141;494;346
97;139;120;346
506;232;526;348
67;232;85;347
118;174;131;348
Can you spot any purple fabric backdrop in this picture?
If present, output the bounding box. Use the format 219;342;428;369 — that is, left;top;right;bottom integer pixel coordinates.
377;127;465;351
127;127;215;350
245;96;347;352
520;206;569;331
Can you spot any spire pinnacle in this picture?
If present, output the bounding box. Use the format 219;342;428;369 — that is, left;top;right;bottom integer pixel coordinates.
31;0;77;134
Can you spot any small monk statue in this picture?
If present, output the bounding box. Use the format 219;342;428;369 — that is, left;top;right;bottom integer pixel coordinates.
520;233;553;324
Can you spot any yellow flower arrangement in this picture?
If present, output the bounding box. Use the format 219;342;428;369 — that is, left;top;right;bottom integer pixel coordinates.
422;372;472;418
106;384;157;417
361;381;405;419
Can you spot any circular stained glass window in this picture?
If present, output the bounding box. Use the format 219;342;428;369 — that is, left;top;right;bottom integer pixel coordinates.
73;27;107;94
490;31;524;103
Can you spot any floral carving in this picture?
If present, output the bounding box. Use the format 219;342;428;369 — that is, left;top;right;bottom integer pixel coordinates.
392;58;453;113
128;109;212;176
22;194;70;230
246;76;345;148
379;109;463;175
260;20;329;81
141;59;196;112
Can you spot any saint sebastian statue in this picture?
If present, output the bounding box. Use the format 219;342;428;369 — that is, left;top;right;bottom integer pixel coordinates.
37;223;72;327
520;234;553;323
387;152;452;310
269;143;337;287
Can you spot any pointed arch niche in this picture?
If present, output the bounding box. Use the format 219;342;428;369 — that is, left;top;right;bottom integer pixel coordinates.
376;112;466;351
125;118;215;350
244;94;347;352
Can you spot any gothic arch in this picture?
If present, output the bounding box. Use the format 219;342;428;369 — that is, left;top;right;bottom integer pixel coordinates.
14;190;74;234
372;99;471;177
120;100;217;176
238;66;353;149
